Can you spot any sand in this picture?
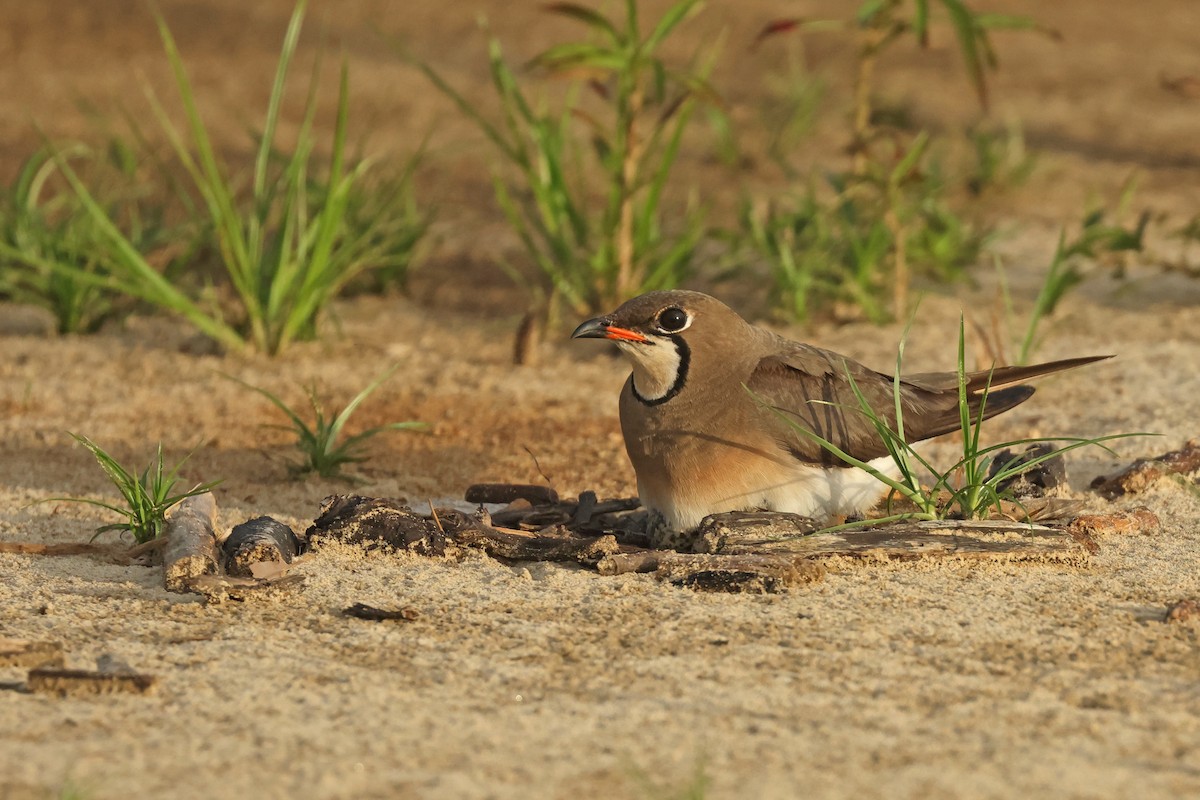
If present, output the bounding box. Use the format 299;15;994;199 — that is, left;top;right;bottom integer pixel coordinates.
2;1;1200;798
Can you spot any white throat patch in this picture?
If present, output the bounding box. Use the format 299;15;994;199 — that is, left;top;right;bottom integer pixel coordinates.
618;339;683;403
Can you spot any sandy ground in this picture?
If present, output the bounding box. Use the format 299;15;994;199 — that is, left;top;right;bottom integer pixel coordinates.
2;1;1200;798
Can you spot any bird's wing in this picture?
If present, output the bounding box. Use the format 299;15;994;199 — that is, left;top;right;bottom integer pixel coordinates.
745;341;1038;464
745;342;912;465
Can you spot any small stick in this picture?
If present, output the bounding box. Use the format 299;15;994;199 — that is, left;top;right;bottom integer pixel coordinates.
464;484;560;506
162;493;219;593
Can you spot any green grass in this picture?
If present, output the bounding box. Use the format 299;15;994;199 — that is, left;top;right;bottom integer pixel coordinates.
756;318;1143;523
46;0;419;354
738;143;987;323
224;366;426;479
418;0;717;318
746;0;1043;322
0;140;177;334
1016;189;1148;363
45;435;221;544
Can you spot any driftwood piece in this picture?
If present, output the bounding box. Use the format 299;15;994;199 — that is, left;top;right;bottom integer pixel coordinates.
343;603;420;622
0;639;64;668
27;667;156;697
306;494;618;566
222;516;300;577
1090;438;1200;498
677;513;1091;564
465;483;559;506
163;493;219;593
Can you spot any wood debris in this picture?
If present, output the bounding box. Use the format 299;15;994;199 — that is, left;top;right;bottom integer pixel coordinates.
1090;439;1200;498
305;494;619;566
343;603;420;622
27;667;156;697
0;639;64;668
222;516;301;578
1164;599;1200;623
1069;507;1160;538
465;483;559;506
163;493;220;592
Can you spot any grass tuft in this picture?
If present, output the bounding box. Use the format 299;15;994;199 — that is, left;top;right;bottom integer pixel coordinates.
754;317;1145;524
44;435;221;544
224;366;426;479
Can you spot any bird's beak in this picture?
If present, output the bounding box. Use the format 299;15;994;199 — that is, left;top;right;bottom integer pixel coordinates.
570;317;649;343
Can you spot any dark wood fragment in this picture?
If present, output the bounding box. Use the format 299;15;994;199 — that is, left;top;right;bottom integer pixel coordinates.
27;667;156;696
0;639;64;668
343;603;420;622
465;483;559;506
163;493;219;593
453;523;620;564
989;443;1068;497
223;516;300;577
572;491;598;528
1091;439;1200;498
305;495;444;554
673;571;793;594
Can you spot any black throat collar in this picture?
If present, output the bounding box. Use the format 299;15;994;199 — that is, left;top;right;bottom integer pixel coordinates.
632;335;690;406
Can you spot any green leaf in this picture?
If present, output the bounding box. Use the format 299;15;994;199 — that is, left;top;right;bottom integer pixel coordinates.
541;3;621;42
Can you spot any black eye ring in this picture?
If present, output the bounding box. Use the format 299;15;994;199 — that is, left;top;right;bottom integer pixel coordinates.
657;307;689;333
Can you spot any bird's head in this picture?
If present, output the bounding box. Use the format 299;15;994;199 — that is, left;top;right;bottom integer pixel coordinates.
571;290;747;406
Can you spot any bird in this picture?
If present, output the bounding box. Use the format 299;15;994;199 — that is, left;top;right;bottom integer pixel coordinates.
571;290;1107;543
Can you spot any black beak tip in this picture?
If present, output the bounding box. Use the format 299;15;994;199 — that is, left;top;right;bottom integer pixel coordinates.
571;317;610;340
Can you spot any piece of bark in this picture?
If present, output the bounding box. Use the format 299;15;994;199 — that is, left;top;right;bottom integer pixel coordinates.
690;511;822;554
305;495;444;554
571;491;598;528
490;496;640;530
453;522;620;564
162;493;219;593
0;639;64;668
1069;507;1160;538
222;516;300;577
611;516;1092;565
343;603;420;622
1164;599;1200;623
1090;439;1200;498
27;668;156;696
465;483;559;507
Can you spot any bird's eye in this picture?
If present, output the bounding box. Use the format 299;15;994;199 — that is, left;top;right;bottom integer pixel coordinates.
657;307;690;333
